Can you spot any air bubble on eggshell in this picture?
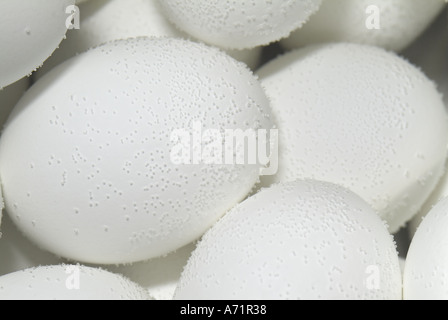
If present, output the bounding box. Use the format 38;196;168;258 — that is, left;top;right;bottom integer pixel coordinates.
156;0;323;50
257;43;448;233
0;265;150;300
281;0;446;52
174;180;402;300
0;37;274;265
0;0;74;88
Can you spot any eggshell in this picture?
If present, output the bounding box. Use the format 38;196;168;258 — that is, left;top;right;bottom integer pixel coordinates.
397;11;448;239
0;214;63;277
0;37;273;265
174;180;402;300
0;265;150;300
0;78;29;129
35;0;261;80
257;43;448;232
408;163;448;239
0;0;74;88
403;196;448;299
156;0;322;50
105;242;196;300
282;0;446;52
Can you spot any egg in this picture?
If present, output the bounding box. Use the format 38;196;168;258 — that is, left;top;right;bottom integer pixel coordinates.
0;0;74;88
0;215;63;277
408;162;448;239
403;196;448;299
0;37;273;265
105;242;196;300
281;0;446;52
0;77;29;129
0;265;150;300
156;0;322;50
35;0;261;80
400;11;448;239
174;180;402;300
257;43;448;233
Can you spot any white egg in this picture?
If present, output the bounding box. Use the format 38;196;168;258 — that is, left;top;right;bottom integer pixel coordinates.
156;0;322;50
282;0;446;52
0;215;63;277
0;78;29;129
0;37;273;265
403;196;448;299
0;265;150;300
0;0;74;88
398;12;448;239
174;180;402;300
35;0;261;80
106;242;196;300
408;162;448;239
257;43;448;233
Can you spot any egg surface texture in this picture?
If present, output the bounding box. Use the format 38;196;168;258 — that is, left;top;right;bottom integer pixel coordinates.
0;37;273;264
174;180;402;300
257;43;448;233
0;265;150;300
36;0;262;79
404;196;448;299
156;0;322;49
282;0;446;52
0;0;74;88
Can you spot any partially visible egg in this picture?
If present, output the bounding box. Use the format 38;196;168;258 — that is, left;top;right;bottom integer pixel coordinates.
35;0;261;80
0;0;74;88
0;77;29;129
400;11;448;239
0;265;150;300
408;162;448;239
257;43;448;232
403;196;448;299
282;0;446;52
0;37;273;264
106;242;196;300
0;215;63;277
156;0;322;50
174;180;402;300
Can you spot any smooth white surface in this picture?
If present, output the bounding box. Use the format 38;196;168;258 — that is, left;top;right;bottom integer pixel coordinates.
175;180;402;300
36;0;261;79
404;197;448;299
157;0;322;49
257;43;448;232
0;37;273;264
0;214;62;277
0;78;29;129
282;0;446;52
0;0;74;88
0;265;150;300
106;242;196;300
